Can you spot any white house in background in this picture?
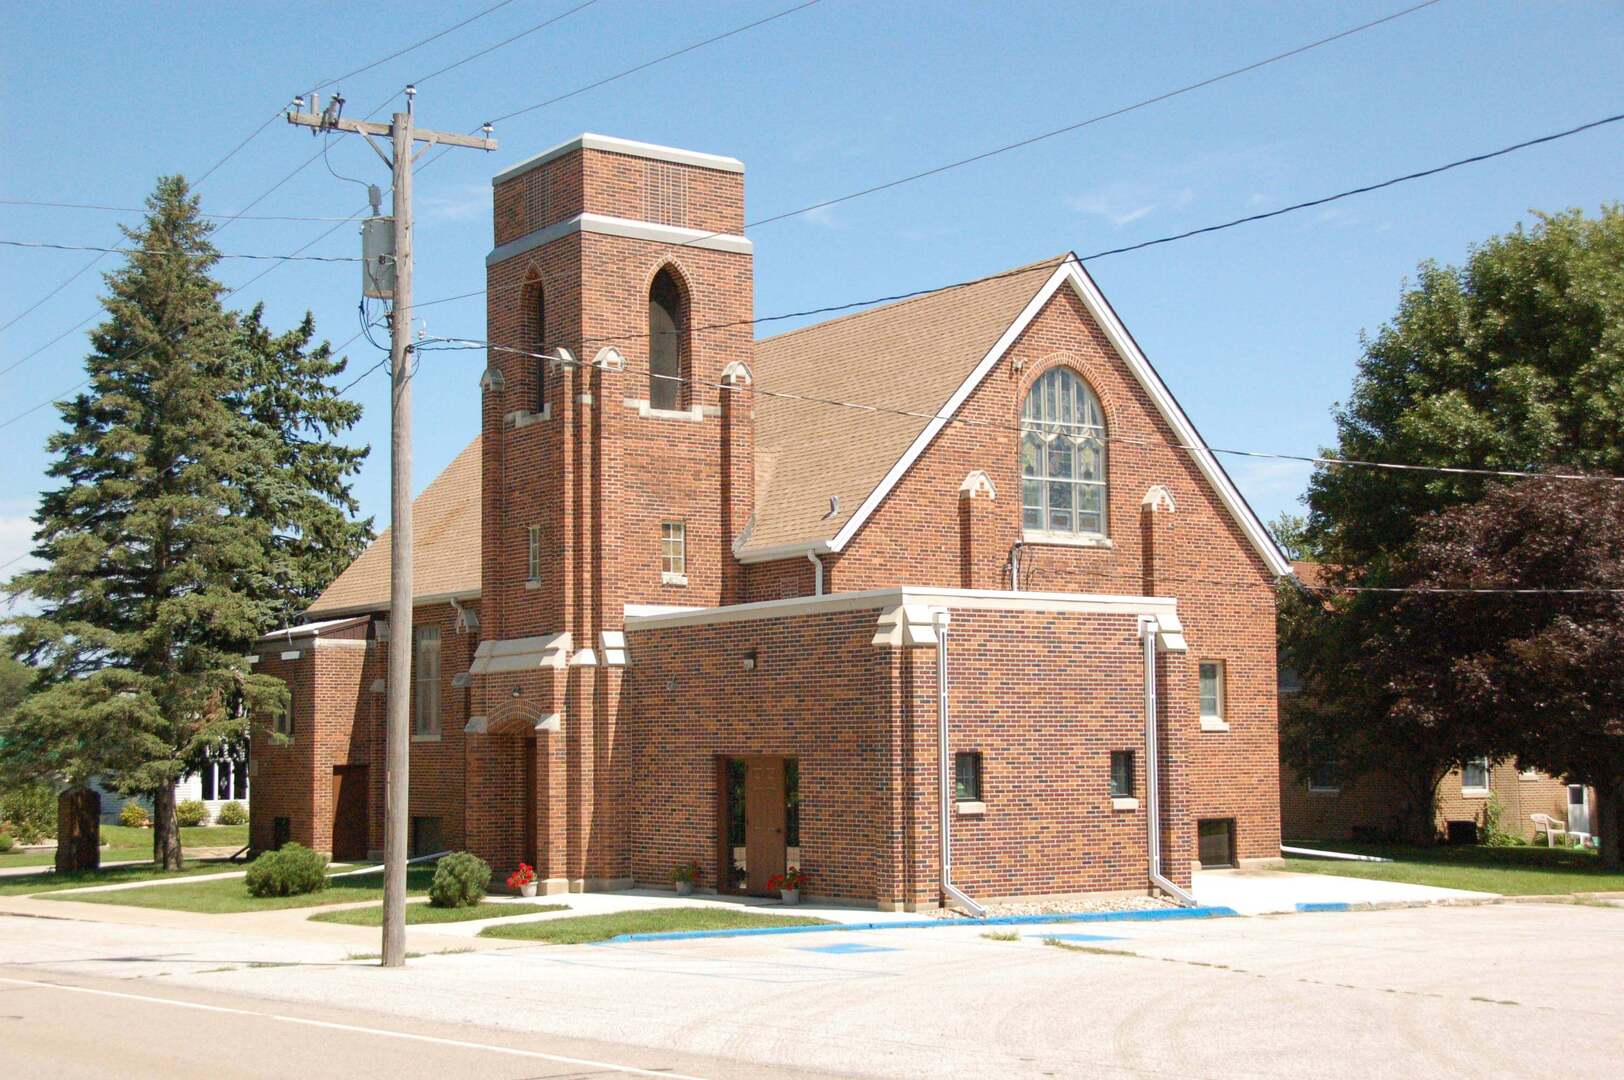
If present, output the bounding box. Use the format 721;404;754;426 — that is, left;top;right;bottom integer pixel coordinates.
92;744;250;824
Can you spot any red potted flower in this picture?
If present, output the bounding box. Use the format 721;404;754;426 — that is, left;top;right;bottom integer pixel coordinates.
766;868;805;905
506;862;538;898
671;861;701;896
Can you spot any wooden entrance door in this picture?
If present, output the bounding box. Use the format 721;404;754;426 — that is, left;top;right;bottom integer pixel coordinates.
331;765;369;861
522;739;537;870
744;758;787;894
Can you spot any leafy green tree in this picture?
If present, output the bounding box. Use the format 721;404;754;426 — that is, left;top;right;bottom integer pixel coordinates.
231;305;371;614
1286;207;1624;839
1268;512;1313;562
4;177;285;869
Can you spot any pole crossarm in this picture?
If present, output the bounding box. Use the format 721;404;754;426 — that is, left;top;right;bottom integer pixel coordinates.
285;111;497;151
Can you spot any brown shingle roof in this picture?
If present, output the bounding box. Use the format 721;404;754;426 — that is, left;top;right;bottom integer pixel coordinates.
306;436;482;616
744;257;1060;553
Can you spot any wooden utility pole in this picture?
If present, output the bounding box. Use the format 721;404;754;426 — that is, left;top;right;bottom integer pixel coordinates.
287;88;495;968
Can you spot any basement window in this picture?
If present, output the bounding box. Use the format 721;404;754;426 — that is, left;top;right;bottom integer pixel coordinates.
954;752;983;803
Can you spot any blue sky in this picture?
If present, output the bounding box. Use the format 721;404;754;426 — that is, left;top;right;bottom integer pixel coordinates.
2;0;1621;586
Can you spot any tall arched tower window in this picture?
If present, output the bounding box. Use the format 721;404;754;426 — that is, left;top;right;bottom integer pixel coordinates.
1020;368;1107;537
648;267;685;411
532;285;547;413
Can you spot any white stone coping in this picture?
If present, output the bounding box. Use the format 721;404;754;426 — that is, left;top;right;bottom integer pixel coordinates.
626;585;1179;633
492;132;744;185
487;211;751;267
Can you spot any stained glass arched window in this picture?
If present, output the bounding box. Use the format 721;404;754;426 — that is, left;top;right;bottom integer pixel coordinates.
1020;368;1107;536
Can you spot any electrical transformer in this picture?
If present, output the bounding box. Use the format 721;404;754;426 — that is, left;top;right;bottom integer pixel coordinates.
361;216;396;300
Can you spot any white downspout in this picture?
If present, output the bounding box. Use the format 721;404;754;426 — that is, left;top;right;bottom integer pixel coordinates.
935;611;987;917
1141;617;1196;906
807;550;824;596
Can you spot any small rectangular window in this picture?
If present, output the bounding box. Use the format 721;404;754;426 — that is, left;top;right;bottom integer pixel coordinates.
1199;661;1225;722
954;751;983;802
1462;756;1490;793
414;625;442;738
1109;750;1134;798
661;521;686;582
273;690;294;737
527;524;542;582
1308;758;1339;792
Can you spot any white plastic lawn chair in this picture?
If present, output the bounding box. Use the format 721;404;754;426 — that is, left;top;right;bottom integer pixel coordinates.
1530;813;1568;848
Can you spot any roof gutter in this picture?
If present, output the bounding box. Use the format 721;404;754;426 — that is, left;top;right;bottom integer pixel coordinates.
731;539;832;565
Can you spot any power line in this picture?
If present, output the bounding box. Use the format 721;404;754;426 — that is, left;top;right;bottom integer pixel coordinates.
418;330;1624;486
487;0;823;126
0;204;370;425
417;108;1624;334
746;0;1445;230
0;0;539;347
412;0;599;86
0;198;362;222
0;239;359;262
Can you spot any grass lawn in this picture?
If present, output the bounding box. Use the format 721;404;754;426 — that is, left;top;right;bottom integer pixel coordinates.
100;824;249;850
1283;841;1624;895
477;906;831;944
309;900;569;926
40;863;437;913
0;860;240;897
0;825;249;872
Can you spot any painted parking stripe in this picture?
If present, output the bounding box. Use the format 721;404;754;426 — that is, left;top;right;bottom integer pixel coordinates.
610;905;1240;943
1295;902;1353;913
798;942;898;954
1030;932;1124;942
0;975;715;1080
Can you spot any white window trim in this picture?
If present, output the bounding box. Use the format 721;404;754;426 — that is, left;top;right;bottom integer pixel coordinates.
1307;780;1341;796
623;398;717;423
1461;757;1492;797
1111;796;1140;811
661;572;688;587
955;800;986;816
1198;660;1227;731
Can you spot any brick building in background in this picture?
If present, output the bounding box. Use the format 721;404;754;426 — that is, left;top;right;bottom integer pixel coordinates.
251;133;1293;910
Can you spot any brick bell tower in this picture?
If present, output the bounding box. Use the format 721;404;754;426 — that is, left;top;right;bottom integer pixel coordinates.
468;134;755;891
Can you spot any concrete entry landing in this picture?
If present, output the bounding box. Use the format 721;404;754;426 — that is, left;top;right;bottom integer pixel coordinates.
1192;867;1496;914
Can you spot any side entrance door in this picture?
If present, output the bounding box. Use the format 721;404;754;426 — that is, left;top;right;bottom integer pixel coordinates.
720;756;789;895
331;765;369;862
1569;785;1591;836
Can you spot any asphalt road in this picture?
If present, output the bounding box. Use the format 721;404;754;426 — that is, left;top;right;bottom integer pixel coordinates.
2;899;1621;1078
0;967;838;1080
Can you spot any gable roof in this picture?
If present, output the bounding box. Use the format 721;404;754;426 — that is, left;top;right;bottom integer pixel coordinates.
746;257;1062;556
743;254;1293;578
306;436;483;617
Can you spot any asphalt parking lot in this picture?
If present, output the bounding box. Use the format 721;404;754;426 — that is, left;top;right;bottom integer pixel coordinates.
4;898;1621;1078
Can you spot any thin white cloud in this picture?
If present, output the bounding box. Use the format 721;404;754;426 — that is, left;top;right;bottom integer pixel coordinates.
418;183;490;223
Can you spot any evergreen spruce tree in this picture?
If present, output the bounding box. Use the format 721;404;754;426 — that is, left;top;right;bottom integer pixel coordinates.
231;305;372;615
4;177;285;869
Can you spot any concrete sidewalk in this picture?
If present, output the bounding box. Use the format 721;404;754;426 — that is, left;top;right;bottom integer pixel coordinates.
1193;867;1495;914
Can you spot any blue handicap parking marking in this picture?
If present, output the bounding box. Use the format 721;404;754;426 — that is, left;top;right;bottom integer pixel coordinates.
1032;932;1125;942
799;942;900;954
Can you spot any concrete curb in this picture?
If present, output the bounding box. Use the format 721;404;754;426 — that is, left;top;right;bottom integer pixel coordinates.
609;904;1241;943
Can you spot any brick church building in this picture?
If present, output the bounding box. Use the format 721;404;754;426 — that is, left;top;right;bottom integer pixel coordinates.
251;133;1292;910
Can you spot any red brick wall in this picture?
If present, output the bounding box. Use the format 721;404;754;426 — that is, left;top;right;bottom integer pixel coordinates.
742;286;1282;867
624;603;1198;906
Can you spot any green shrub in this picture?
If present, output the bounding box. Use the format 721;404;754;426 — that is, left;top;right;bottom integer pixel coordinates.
245;842;328;898
0;832;13;853
118;801;151;829
428;852;491;908
176;799;209;827
1;783;55;844
215;800;248;826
